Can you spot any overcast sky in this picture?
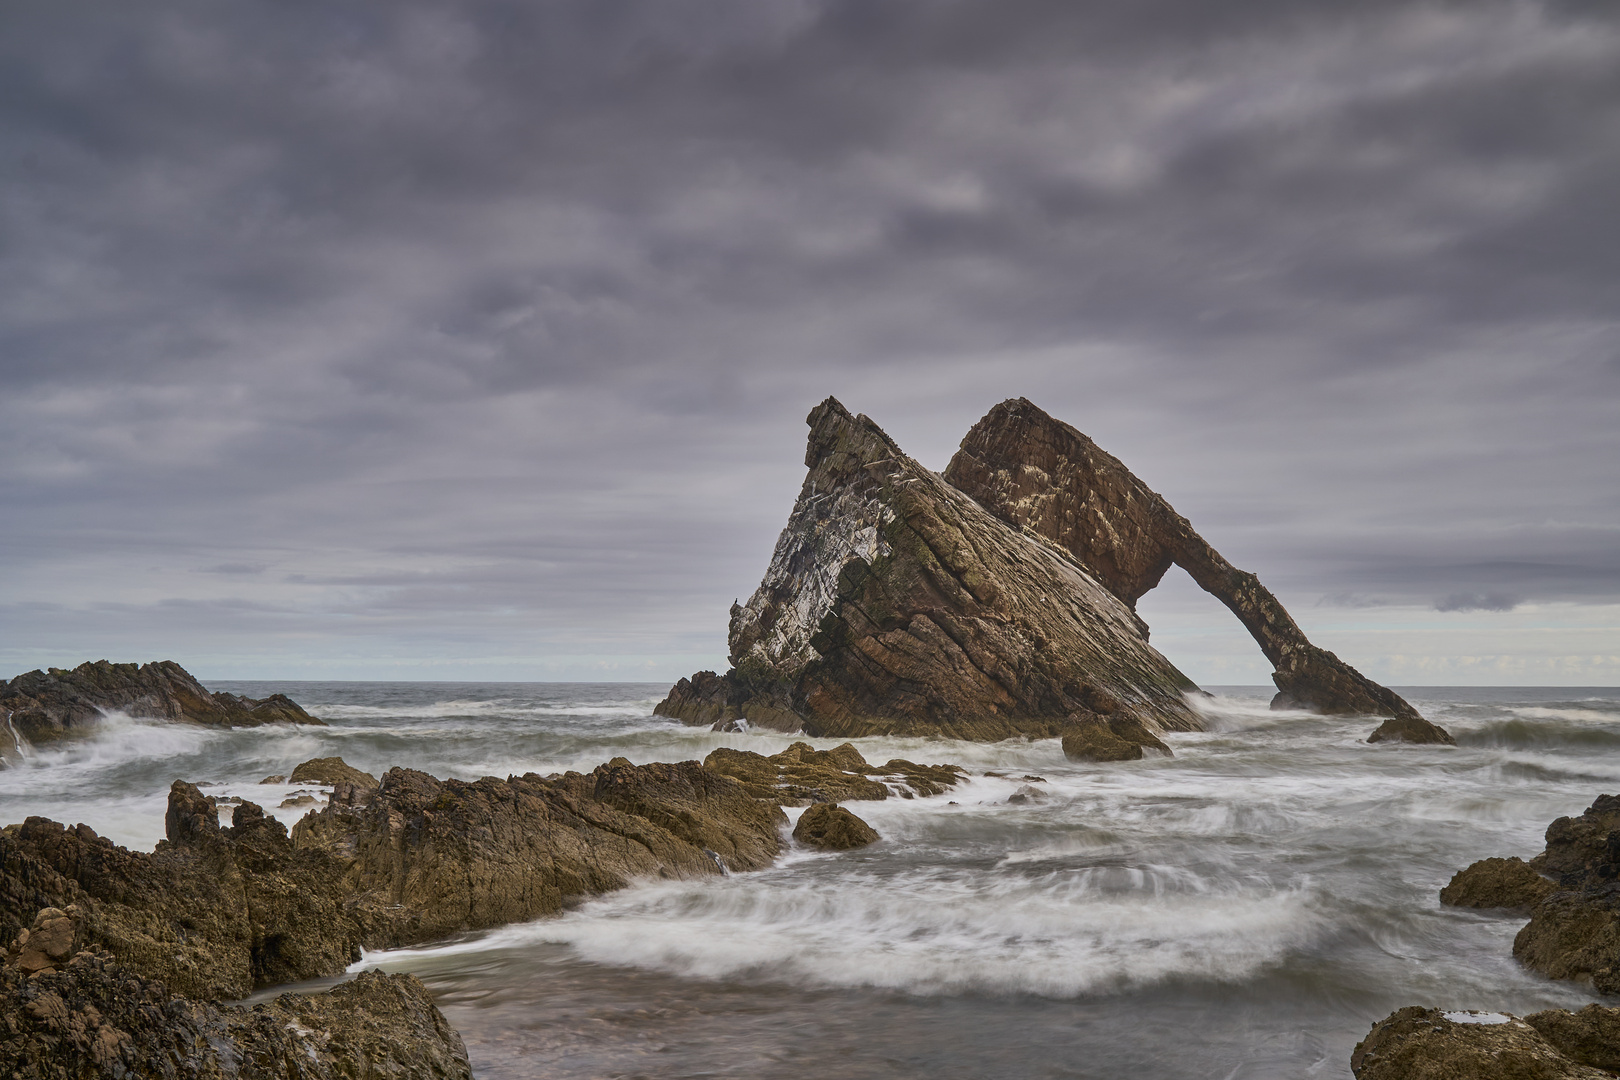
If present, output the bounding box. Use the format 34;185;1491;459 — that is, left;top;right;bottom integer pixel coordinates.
3;0;1617;686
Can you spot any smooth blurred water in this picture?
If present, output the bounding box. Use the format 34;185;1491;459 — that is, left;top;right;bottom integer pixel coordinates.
5;683;1620;1079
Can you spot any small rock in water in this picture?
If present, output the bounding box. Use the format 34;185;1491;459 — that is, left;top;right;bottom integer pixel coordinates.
793;804;878;851
1007;785;1046;805
279;794;317;809
259;774;286;784
289;756;378;788
1440;857;1556;911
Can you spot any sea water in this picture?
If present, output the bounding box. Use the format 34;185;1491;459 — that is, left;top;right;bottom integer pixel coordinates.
3;684;1618;1079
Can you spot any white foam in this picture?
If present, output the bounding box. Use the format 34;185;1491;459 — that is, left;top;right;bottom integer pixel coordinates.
362;867;1324;998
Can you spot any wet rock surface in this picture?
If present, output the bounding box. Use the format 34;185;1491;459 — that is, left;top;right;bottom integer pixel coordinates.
943;398;1445;741
659;398;1201;741
1440;856;1557;911
1351;1006;1610;1079
702;741;964;805
0;950;471;1080
1367;713;1457;745
1443;794;1620;992
290;755;379;788
2;762;786;1001
0;660;323;747
793;804;879;850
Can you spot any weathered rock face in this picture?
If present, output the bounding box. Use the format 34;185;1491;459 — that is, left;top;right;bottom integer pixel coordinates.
1525;1004;1620;1072
2;761;786;1001
658;398;1201;741
1061;714;1171;762
1351;1006;1610;1079
702;741;964;805
290;756;379;788
1441;794;1620;993
943;398;1452;744
0;951;471;1080
0;660;323;749
1440;856;1557;911
793;804;879;850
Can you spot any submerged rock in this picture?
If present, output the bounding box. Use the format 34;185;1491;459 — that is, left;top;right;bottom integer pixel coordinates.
658;398;1201;741
289;756;378;788
943;398;1449;744
1366;713;1456;745
1351;1006;1609;1079
702;741;964;805
0;660;323;748
0;951;471;1080
793;804;879;850
1440;856;1557;911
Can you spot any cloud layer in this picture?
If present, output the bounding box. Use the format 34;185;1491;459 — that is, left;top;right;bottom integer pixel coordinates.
2;0;1617;681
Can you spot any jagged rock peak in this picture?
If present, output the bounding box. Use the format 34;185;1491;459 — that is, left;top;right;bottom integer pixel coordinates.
944;398;1449;741
659;397;1201;740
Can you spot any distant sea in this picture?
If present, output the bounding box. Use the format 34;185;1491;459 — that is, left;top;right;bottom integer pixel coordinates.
4;683;1618;1079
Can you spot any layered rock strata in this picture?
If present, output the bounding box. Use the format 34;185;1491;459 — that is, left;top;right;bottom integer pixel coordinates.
1441;794;1620;992
0;660;322;750
943;398;1452;744
702;741;964;805
1351;1006;1617;1079
0;950;471;1080
658;398;1201;740
1;761;785;1001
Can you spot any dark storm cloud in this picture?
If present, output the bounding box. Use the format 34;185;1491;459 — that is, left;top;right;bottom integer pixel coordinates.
2;0;1617;678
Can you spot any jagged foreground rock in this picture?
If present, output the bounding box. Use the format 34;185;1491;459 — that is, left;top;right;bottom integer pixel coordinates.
0;954;471;1080
1442;794;1620;992
658;398;1202;741
1;762;784;1002
943;398;1452;744
0;660;323;756
1351;1006;1620;1079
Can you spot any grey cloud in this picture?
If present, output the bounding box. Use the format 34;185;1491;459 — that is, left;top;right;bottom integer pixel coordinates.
1435;592;1522;613
1;0;1617;678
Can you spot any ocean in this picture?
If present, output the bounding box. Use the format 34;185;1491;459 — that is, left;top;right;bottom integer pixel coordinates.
3;683;1617;1079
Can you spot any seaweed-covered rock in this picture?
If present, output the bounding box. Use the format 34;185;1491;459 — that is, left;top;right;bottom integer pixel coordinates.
1440;857;1557;911
0;660;323;748
1061;710;1172;762
1351;1006;1608;1079
702;741;964;805
943;398;1446;743
0;951;471;1080
290;756;379;788
658;398;1201;741
793;804;879;850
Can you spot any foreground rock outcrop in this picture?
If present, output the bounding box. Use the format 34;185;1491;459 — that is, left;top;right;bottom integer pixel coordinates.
1;761;785;1001
943;398;1452;744
0;952;471;1080
1442;794;1620;992
0;660;322;751
702;741;964;805
1351;1006;1615;1079
658;398;1201;741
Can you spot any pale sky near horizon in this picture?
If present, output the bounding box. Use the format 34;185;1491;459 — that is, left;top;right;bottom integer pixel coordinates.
3;0;1617;687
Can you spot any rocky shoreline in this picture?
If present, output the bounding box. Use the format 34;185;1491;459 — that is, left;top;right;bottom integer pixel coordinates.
1349;793;1620;1077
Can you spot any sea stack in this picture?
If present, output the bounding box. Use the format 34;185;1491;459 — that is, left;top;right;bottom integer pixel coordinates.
944;398;1450;743
657;398;1202;740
